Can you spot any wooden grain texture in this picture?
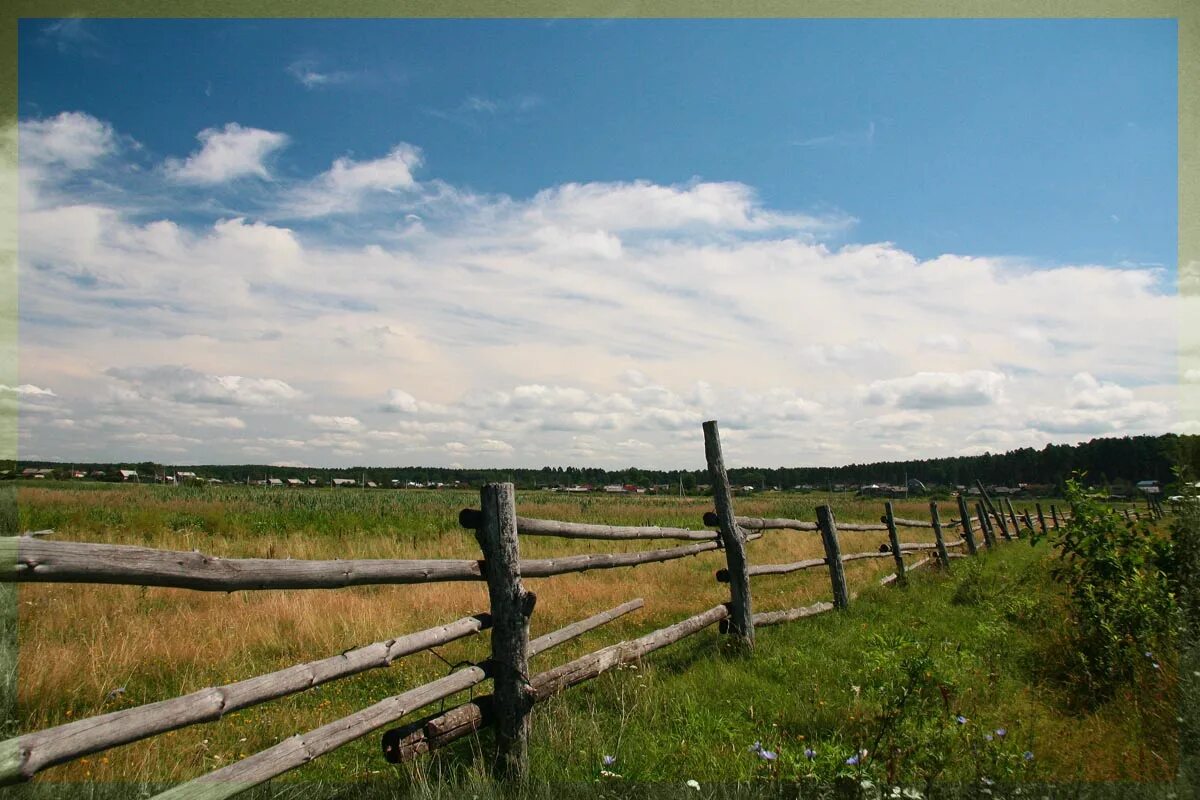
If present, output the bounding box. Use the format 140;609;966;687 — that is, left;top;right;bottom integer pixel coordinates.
884;517;935;529
929;501;951;569
975;481;1011;541
976;502;996;548
703;511;819;532
879;556;934;586
382;604;731;766
816;505;849;610
152;602;612;800
475;483;533;781
0;613;492;785
956;494;978;556
461;510;716;541
0;538;483;591
1004;498;1023;538
883;501;906;585
703;420;753;648
753;600;835;627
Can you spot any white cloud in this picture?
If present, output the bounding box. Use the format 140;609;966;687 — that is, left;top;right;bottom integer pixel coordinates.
307;415;363;431
165;123;288;184
286;60;353;89
285;143;422;216
0;384;56;397
19;112;116;169
106;366;303;407
862;371;1007;409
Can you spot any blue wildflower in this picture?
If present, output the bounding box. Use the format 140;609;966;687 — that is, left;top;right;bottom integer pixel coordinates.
845;754;860;766
956;715;968;725
984;734;993;742
602;755;616;767
748;741;777;761
994;728;1007;738
1023;751;1034;761
804;748;817;760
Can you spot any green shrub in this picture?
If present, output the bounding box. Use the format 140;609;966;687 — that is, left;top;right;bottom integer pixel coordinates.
1039;475;1175;699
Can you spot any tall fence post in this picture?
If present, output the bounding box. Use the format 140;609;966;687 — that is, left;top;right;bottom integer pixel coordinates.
1050;504;1061;528
816;505;850;609
475;482;535;781
975;501;995;548
975;481;1011;541
702;420;754;649
929;501;951;568
1035;503;1048;535
956;494;978;556
1004;498;1022;537
883;500;906;584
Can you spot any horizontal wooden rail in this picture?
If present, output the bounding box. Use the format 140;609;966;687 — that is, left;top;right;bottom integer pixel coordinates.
460;510;716;542
884;516;934;528
716;544;931;582
703;511;818;531
880;556;934;585
149;601;640;800
3;536;754;591
752;600;835;627
384;603;730;764
1;538;483;591
0;614;493;785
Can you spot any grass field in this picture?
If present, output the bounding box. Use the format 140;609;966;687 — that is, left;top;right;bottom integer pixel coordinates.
3;482;1177;793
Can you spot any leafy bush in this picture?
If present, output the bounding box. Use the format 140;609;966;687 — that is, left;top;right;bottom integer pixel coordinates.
1039;476;1175;698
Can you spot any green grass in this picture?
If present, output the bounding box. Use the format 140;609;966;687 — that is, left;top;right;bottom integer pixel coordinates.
5;483;1181;797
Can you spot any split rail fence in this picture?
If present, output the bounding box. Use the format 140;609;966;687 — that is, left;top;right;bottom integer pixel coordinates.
2;419;1146;797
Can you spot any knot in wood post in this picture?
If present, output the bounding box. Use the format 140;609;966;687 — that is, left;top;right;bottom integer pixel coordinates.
475;482;532;782
702;421;754;650
816;505;849;609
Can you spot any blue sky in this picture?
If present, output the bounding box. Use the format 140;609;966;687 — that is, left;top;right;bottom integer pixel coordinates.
11;18;1186;468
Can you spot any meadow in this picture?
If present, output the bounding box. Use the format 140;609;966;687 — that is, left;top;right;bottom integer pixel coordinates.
2;482;1178;793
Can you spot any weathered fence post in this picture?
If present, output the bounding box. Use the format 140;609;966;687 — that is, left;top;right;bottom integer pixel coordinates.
883;501;906;584
475;483;535;781
1050;504;1061;528
1035;503;1048;535
1124;508;1133;523
1004;498;1022;537
1021;510;1037;536
702;420;754;649
929;501;951;569
975;481;1011;541
976;501;995;548
816;505;850;609
956;494;978;556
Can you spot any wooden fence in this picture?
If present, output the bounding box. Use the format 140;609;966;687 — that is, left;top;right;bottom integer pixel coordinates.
0;419;1155;796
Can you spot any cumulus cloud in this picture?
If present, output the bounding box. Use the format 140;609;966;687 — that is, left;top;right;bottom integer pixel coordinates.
0;384;56;397
862;371;1007;409
284;143;423;216
105;366;303;407
165;123;289;184
19;111;116;169
15;111;1182;467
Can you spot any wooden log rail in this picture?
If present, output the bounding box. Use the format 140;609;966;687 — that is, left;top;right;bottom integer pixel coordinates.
384;603;731;765
148;599;645;800
460;509;717;542
0;613;495;785
2;537;751;592
702;511;818;531
714;539;964;582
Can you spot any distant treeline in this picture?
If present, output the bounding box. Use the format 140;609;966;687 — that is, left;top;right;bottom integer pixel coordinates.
8;433;1200;493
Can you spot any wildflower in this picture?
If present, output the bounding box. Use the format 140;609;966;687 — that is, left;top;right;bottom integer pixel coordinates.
846;754;860;766
994;728;1007;738
602;755;616;767
956;715;968;725
1023;751;1034;761
748;741;777;761
804;748;817;760
686;779;701;791
984;734;993;742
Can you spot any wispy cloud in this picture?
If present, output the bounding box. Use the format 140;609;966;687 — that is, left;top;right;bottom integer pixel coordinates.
426;94;543;128
792;121;876;148
36;18;106;58
286;59;354;89
164;123;289;184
